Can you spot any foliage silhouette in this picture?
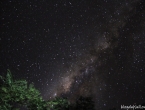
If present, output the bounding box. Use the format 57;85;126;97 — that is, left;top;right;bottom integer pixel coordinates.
75;96;95;110
47;97;70;110
0;69;71;110
0;69;48;110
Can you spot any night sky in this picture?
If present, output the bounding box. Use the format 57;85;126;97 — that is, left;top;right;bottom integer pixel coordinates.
1;0;145;109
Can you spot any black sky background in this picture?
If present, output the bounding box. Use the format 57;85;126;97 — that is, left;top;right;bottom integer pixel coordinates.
1;0;145;109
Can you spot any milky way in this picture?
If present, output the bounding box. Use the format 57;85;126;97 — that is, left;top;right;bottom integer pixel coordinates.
43;1;145;109
1;0;145;109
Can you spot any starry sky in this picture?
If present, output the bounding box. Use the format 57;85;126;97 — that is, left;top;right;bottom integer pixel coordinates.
0;0;145;109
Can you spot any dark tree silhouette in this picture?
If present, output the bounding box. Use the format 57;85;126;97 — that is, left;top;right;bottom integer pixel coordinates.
0;69;47;110
75;96;95;110
0;69;71;110
47;97;70;110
